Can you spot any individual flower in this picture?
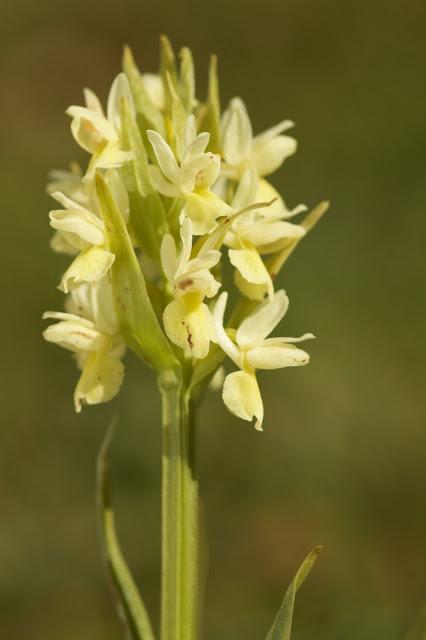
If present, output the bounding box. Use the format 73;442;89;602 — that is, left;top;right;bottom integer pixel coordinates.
221;98;297;179
161;217;221;359
67;73;134;175
225;170;307;300
49;170;128;292
213;290;313;430
43;278;126;412
147;115;231;234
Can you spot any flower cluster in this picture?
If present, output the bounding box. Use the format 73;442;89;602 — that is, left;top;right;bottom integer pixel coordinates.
43;38;327;428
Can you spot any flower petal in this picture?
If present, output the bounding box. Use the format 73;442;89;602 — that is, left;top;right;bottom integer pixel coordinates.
211;292;242;366
83;88;104;114
163;298;215;359
49;207;104;248
252;135;297;177
252;119;294;146
247;343;310;369
74;351;125;413
222;370;264;431
236;289;289;348
161;233;178;285
222;98;252;167
147;129;179;183
241;220;306;247
91;145;133;171
228;247;273;298
43;317;105;353
234;269;269;301
150;165;180;198
182;191;231;235
67;106;117;152
59;247;115;293
107;73;135;131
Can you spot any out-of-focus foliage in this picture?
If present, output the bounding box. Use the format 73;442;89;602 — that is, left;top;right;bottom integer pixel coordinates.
0;1;425;639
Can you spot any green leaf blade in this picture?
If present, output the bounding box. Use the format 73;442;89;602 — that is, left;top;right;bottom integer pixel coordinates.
97;419;156;640
266;546;322;640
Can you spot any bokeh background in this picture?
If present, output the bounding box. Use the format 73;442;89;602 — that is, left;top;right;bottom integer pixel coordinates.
1;1;425;638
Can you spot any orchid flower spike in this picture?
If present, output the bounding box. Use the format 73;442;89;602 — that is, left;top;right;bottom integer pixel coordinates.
43;278;126;412
221;98;297;179
147;115;231;234
67;74;134;176
213;290;314;430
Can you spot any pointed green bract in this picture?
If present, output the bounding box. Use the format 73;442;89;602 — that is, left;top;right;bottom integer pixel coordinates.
160;35;178;114
266;201;330;278
95;172;179;372
97;418;156;640
166;73;187;159
179;47;196;114
206;55;221;153
266;546;322;640
120;98;168;259
122;45;165;136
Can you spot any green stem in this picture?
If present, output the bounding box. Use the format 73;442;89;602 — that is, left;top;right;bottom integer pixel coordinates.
159;373;198;640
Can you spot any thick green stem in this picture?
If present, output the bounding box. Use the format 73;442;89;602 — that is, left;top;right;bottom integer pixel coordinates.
159;373;198;640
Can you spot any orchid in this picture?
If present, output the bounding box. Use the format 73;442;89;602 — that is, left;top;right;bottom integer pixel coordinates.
161;217;221;359
213;290;314;430
67;73;134;175
43;279;126;412
225;171;308;300
147;115;231;234
221;97;297;179
42;38;328;640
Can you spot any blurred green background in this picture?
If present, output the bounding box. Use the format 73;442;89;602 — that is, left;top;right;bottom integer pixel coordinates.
1;0;425;638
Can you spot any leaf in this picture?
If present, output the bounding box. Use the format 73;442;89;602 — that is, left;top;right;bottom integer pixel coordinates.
96;417;156;640
120;97;168;259
266;546;322;640
122;45;165;136
95;172;180;373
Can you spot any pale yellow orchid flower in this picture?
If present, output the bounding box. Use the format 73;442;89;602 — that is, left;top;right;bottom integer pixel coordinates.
43;278;126;412
213;290;313;430
49;170;128;292
225;170;307;301
147;115;231;234
66;74;134;175
221;98;297;179
161;217;221;359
